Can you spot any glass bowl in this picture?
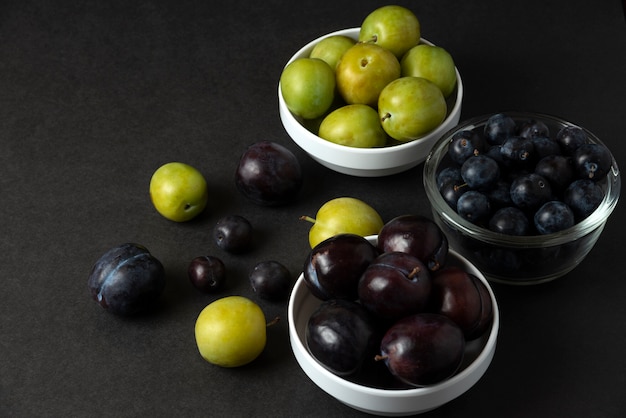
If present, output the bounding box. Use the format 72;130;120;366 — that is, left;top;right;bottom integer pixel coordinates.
278;28;463;177
423;111;621;284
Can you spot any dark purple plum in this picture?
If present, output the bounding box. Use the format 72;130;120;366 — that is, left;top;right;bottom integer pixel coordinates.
436;166;462;189
235;140;302;206
213;215;254;253
466;274;494;340
376;313;465;387
377;215;448;272
249;260;291;301
88;243;165;316
439;179;466;209
429;267;483;339
188;255;226;293
304;234;379;301
531;135;561;159
306;299;376;376
358;252;431;320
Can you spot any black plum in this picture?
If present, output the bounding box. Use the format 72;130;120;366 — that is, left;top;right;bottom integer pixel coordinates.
456;190;490;224
235;140;303;206
488;206;530;236
306;299;376;376
534;201;575;234
188;255;226;293
564;179;604;220
572;143;612;181
518;118;549;139
377;215;448;272
376;313;465;387
303;234;379;301
249;260;292;301
358;252;431;320
448;130;485;165
88;243;165;316
461;154;500;190
534;155;574;193
213;215;254;253
510;173;552;211
556;126;587;155
500;136;535;167
484;113;516;145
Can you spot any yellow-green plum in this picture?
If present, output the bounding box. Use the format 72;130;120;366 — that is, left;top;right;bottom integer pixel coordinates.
359;5;421;59
301;197;384;248
318;104;387;148
280;57;336;119
378;77;447;141
335;43;400;107
309;35;356;71
195;296;267;368
401;44;457;98
149;162;208;222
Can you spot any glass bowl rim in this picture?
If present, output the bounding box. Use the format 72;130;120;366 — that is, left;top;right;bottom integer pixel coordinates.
423;111;621;248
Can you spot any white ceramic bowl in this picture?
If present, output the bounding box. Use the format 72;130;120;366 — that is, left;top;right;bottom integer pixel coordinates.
278;28;463;177
288;236;499;416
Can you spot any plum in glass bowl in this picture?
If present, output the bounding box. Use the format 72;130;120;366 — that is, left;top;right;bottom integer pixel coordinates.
423;111;621;285
278;28;463;177
287;235;499;416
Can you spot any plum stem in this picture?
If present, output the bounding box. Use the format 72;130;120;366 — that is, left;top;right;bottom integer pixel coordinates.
374;354;388;362
407;266;422;280
299;215;316;224
381;112;391;123
266;316;280;327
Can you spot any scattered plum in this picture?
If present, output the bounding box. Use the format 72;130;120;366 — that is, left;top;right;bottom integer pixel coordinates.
213;215;254;253
249;260;292;301
188;255;226;293
235;140;302;206
87;243;165;316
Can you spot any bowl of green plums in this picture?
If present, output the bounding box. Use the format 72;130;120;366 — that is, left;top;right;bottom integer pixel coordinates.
278;5;463;177
424;111;621;285
288;215;499;416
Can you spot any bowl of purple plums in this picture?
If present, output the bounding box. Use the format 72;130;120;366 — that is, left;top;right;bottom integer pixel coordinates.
423;111;620;285
288;215;499;416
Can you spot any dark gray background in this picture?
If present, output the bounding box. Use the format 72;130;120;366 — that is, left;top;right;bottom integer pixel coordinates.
2;0;625;417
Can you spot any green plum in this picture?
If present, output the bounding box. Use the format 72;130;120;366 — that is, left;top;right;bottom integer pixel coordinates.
280;57;336;119
335;43;400;107
401;44;457;98
359;5;421;59
301;197;384;248
195;296;267;368
378;76;447;141
149;162;208;222
318;104;387;148
309;35;356;71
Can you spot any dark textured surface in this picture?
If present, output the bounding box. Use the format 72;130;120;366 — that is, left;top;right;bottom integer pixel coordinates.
1;1;625;417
